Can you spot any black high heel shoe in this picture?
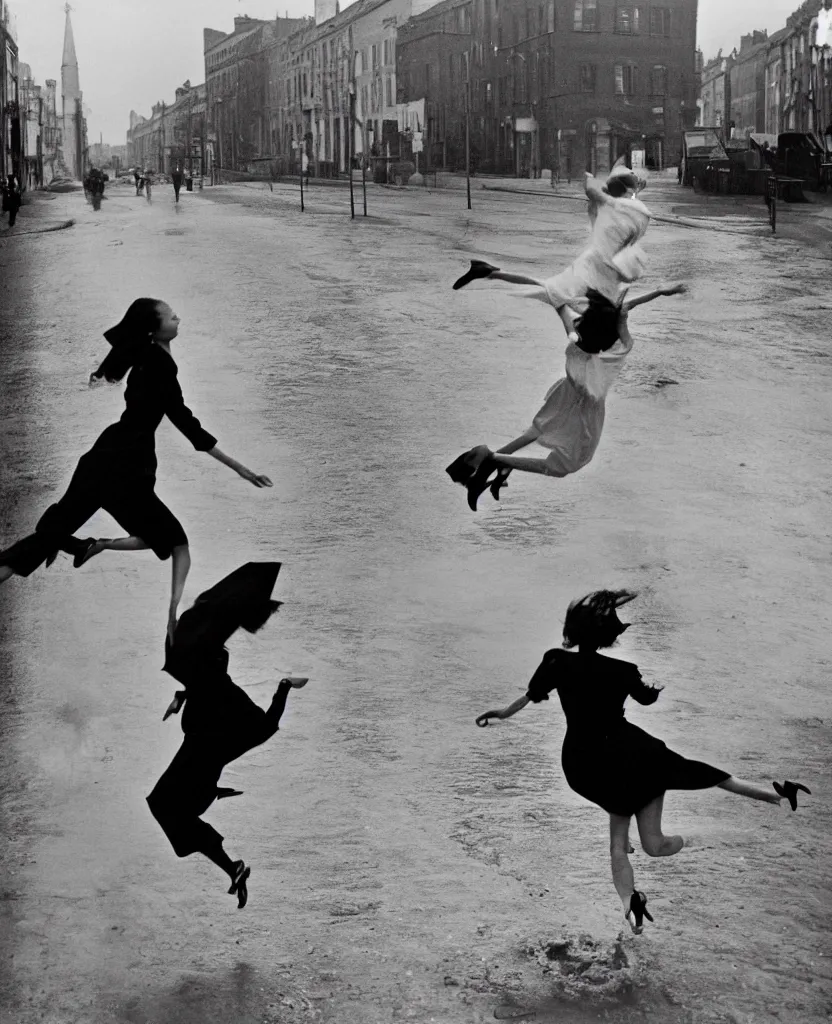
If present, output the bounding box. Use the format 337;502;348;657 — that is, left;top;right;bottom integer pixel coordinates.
453;259;500;290
489;467;512;501
465;451;498;511
625;891;653;935
228;860;251;909
773;780;811;811
72;538;98;569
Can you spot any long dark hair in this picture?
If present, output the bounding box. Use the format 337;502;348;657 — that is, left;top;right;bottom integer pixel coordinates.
92;298;163;382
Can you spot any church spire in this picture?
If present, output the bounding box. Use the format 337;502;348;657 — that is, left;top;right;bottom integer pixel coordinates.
62;4;78;72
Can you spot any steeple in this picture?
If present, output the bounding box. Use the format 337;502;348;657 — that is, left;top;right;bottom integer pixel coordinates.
60;3;84;179
62;4;78;70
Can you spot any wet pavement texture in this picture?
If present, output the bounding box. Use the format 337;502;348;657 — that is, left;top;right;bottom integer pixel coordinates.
1;180;831;1024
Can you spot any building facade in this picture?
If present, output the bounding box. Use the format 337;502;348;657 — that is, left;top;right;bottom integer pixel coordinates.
20;64;61;187
700;0;832;142
698;50;731;128
728;30;768;136
397;0;699;177
1;0;22;181
127;81;208;177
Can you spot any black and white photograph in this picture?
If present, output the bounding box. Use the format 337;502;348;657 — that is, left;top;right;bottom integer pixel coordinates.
0;0;829;1021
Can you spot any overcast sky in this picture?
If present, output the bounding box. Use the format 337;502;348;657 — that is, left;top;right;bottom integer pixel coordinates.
14;0;807;144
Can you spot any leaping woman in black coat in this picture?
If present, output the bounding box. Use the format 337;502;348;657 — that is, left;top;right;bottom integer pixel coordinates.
0;298;272;638
147;562;308;909
475;590;810;935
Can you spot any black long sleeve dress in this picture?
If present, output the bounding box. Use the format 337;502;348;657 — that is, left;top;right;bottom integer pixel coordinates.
146;644;285;859
526;649;730;817
0;344;217;576
147;561;285;859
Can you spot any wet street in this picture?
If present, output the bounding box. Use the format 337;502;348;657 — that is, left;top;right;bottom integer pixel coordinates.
1;180;831;1024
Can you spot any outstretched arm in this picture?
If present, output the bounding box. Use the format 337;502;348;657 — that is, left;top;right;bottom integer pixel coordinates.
206;446;273;488
623;282;686;312
476;694;530;727
261;679;294;739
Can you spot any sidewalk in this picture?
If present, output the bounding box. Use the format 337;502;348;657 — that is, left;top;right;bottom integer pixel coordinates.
0;190;76;239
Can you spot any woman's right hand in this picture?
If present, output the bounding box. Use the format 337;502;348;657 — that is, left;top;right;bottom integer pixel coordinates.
475;711;501;728
238;466;273;488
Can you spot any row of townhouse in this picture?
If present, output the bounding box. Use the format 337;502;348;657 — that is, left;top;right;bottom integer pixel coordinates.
126;81;208;176
2;3;64;187
132;0;697;182
697;0;832;140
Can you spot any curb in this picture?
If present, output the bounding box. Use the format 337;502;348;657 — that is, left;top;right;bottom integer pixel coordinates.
0;218;75;239
480;184;773;236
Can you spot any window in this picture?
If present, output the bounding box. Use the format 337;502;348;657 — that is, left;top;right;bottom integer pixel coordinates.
462;51;470;81
372;43;379;69
573;0;597;32
547;0;556;32
650;7;670;36
614;63;638;95
449;53;455;88
385;75;393;106
615;7;641;34
525;8;532;38
513;14;520;42
362;49;369;73
424;63;432;90
485;80;493;108
579;63;597;93
650;64;667;96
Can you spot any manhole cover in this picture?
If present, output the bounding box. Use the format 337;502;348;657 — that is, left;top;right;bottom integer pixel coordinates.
164;228;185;236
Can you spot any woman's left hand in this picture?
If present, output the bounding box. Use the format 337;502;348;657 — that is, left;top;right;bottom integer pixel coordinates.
476;711;500;728
166;612;178;644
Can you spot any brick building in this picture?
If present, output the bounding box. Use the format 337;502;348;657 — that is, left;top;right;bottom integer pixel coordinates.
397;0;699;177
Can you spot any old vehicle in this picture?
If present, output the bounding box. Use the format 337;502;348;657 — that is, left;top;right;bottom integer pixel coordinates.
678;127;730;190
775;132;824;192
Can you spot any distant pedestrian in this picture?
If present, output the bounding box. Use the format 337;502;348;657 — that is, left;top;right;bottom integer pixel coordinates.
3;174;21;227
148;562;308;909
0;298;273;639
171;166;183;203
142;168;153;203
134;167;142;195
475;590;810;934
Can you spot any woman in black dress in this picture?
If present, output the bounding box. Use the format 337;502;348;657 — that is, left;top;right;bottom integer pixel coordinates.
475;590;810;934
147;562;307;909
0;298;272;638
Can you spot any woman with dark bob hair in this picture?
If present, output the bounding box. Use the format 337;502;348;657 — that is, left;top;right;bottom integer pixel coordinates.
475;590;810;934
0;299;272;638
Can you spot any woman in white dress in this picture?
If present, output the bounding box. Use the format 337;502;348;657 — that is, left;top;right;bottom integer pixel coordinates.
446;283;686;510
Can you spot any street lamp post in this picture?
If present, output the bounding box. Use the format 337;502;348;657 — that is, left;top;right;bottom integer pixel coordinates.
216;97;223;183
349;79;355;219
465;67;471;210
